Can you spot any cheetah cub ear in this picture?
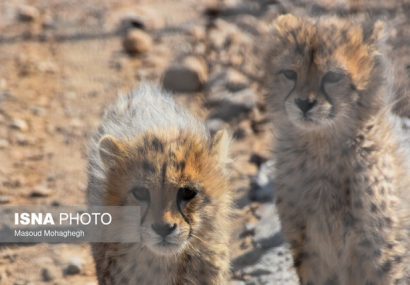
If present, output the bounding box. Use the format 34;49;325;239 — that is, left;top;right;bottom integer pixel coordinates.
210;129;231;169
98;135;128;169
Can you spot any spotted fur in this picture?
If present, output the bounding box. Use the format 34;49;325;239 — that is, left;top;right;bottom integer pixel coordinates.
265;15;410;285
87;84;232;285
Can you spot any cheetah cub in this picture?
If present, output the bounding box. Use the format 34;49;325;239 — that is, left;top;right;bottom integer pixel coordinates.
87;84;232;285
265;15;410;285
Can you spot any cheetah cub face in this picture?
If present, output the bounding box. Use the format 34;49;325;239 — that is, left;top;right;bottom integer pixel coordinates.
98;130;230;256
266;14;385;131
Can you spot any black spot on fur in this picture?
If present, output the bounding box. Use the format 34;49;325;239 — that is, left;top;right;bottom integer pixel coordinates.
151;137;164;153
359;239;372;248
373;249;381;257
354;199;363;209
294;252;308;268
324;275;339;285
142;160;156;173
366;187;374;196
394;255;403;264
344;213;357;228
384;217;393;227
379;261;392;275
161;162;168;186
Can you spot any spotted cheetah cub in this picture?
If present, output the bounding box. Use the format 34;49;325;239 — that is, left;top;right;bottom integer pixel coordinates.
265;15;410;285
87;84;232;285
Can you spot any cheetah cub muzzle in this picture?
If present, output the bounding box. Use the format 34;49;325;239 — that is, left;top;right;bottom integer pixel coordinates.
87;84;232;285
265;15;410;285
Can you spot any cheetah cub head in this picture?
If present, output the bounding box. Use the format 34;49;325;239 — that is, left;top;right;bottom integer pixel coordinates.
266;14;386;132
98;129;231;256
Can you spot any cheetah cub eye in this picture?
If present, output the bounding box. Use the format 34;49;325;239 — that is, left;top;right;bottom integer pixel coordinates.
178;187;198;202
131;186;150;202
322;71;345;84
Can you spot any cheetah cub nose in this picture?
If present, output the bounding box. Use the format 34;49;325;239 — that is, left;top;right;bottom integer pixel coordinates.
151;223;177;237
295;98;317;114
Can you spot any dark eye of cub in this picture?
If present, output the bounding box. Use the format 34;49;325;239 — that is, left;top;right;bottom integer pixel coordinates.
132;187;150;201
323;71;345;83
178;187;197;202
280;69;297;81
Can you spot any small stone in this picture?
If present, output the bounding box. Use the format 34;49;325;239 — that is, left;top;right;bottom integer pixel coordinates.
31;185;52;198
0;78;7;90
225;69;249;92
14;133;30;146
208;88;257;122
163;56;208;93
122;30;153;55
0;139;9;149
3;177;22;188
206;119;228;135
37;61;58;73
13;281;30;285
31;106;46;116
119;14;146;31
118;9;164;32
42;13;55;29
249;160;276;202
190;26;206;41
0;195;11;204
10;119;29;132
17;5;40;22
41;267;55;282
63;258;83;275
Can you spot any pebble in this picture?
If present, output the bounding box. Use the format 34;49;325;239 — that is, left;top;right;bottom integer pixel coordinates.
10;118;29;132
42;12;56;29
206;119;228;135
208;88;257;122
0;139;9;149
190;25;206;41
37;61;58;73
225;69;249;92
118;9;164;32
30;185;52;198
122;30;153;55
0;78;7;90
63;258;83;275
0;195;11;204
41;267;55;282
14;133;30;146
249;160;275;202
119;14;146;31
163;56;208;93
17;5;40;22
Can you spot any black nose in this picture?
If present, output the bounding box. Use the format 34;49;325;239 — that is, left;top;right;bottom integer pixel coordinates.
151;223;177;237
295;98;317;113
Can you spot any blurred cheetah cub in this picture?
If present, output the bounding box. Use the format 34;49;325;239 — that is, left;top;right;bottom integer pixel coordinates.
266;15;410;285
87;84;232;285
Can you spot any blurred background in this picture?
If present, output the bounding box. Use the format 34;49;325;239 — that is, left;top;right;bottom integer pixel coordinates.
0;0;409;284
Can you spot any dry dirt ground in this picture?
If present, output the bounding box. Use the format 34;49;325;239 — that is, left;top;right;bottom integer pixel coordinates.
0;0;409;285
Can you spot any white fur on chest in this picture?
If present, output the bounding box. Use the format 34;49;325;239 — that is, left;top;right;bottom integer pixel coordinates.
114;246;179;285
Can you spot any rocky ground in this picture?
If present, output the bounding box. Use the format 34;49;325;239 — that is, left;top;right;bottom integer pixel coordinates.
0;0;409;284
